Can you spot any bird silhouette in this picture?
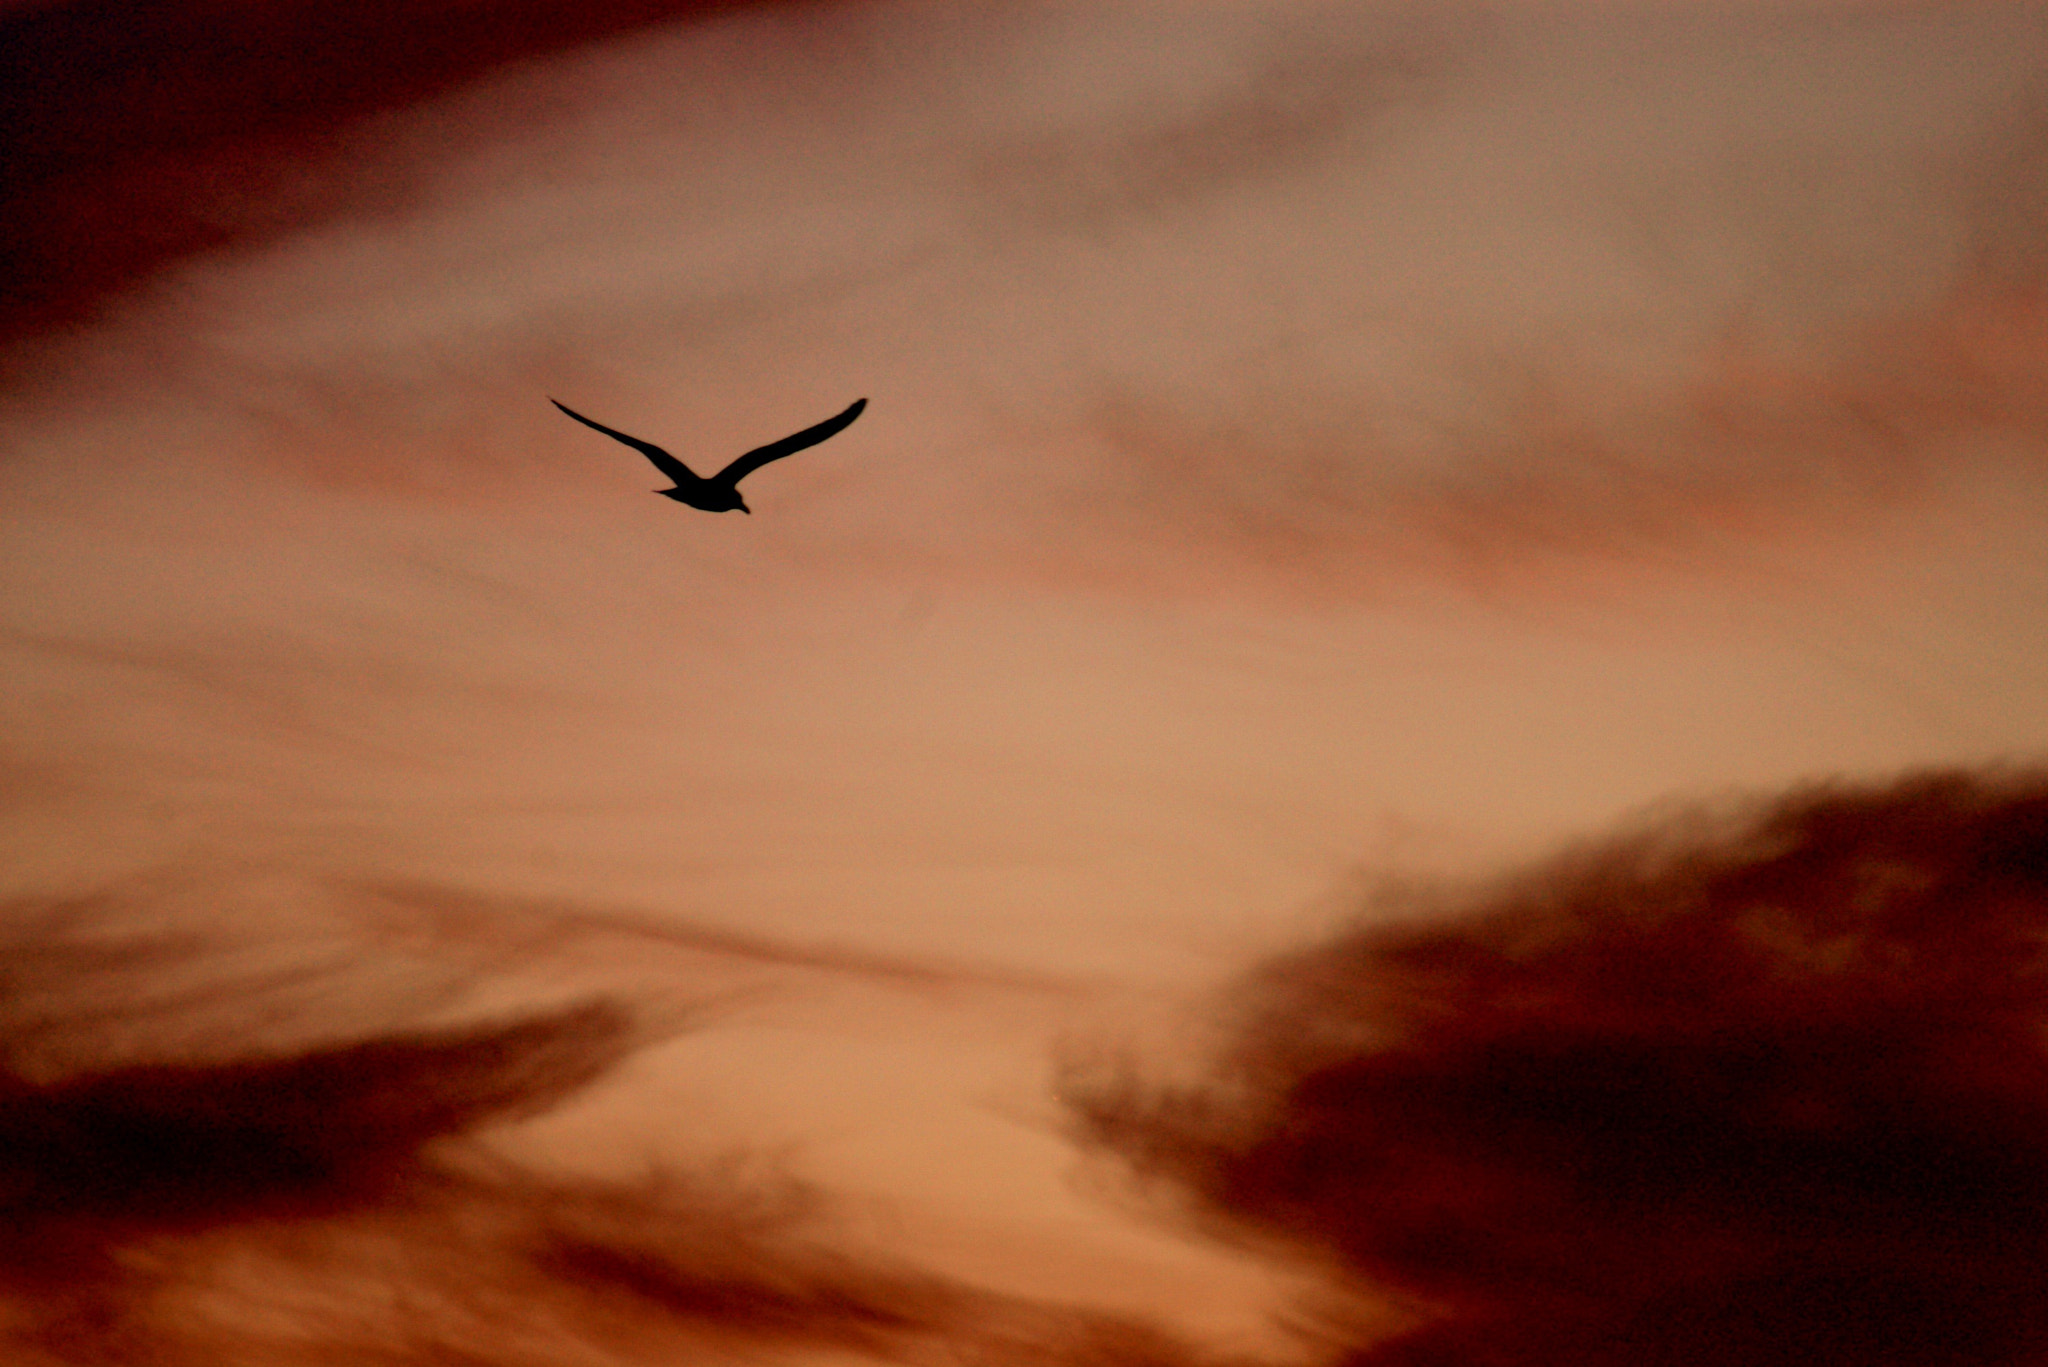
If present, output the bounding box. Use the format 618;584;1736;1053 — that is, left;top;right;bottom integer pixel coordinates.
550;397;866;513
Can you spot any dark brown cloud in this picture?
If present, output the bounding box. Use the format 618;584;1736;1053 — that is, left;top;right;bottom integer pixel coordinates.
0;0;805;355
0;870;1210;1366
1066;769;2048;1365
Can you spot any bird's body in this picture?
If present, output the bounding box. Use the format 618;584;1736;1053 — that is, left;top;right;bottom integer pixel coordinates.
550;397;866;513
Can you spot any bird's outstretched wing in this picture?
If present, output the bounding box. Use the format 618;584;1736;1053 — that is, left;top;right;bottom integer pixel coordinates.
550;399;697;484
714;398;867;486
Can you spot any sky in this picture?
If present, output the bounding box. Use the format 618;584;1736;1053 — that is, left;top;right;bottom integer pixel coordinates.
2;1;2048;1363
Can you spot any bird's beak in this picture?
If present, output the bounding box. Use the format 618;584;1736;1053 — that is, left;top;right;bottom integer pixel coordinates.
739;507;751;515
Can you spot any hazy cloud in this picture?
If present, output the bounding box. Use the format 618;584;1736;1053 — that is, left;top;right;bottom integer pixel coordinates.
967;7;1477;241
12;2;2039;596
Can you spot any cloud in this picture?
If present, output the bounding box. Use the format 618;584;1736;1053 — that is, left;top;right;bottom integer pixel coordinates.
24;0;2028;600
1066;768;2048;1365
964;6;1478;242
0;0;821;352
1055;281;2048;602
0;869;1222;1366
17;772;2048;1364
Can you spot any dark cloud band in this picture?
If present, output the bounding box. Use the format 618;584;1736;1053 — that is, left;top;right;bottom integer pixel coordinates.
1069;769;2048;1366
0;0;792;350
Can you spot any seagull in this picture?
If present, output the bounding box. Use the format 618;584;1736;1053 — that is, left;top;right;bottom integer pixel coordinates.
550;396;866;513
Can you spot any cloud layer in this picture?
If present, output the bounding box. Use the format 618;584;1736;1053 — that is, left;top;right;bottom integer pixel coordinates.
12;2;2045;600
6;6;2048;1361
19;770;2048;1363
0;873;1235;1366
1069;769;2048;1365
0;0;798;349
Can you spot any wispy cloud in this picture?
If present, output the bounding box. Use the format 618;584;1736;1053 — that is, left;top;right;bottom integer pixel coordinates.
14;3;2043;599
0;871;1226;1366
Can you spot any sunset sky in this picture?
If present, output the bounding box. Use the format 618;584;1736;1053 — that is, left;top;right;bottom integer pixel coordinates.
3;3;2047;1363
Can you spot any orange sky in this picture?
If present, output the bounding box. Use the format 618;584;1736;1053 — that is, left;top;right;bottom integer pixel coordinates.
2;3;2047;1363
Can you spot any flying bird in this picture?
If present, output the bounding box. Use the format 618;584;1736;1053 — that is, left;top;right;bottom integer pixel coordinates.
550;397;866;513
